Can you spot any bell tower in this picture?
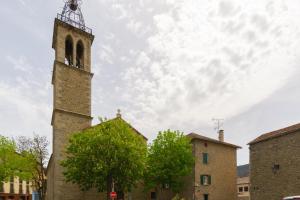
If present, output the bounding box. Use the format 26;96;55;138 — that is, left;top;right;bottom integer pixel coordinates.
47;1;94;199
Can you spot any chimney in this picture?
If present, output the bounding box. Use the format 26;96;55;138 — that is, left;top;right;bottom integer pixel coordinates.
218;129;224;142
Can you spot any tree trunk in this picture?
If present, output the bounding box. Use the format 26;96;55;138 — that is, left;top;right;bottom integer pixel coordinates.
106;174;113;200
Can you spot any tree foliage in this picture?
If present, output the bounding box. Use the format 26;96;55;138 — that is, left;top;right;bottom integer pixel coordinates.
145;130;194;192
16;134;49;200
61;118;147;199
0;136;34;182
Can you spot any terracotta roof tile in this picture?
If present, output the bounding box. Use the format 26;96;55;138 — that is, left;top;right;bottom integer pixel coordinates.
187;132;241;148
248;122;300;145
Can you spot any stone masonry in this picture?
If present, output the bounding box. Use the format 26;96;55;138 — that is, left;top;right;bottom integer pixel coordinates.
46;18;96;200
180;133;240;200
249;123;300;200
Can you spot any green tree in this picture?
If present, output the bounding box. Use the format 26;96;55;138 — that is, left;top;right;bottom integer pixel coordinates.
145;130;194;194
62;118;147;199
16;134;49;200
0;136;34;182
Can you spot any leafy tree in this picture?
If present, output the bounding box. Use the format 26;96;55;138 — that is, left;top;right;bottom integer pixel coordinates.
145;130;194;193
16;134;49;200
62;118;147;199
0;136;34;182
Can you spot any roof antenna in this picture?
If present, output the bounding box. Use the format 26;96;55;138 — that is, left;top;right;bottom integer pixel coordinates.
212;118;224;132
212;118;225;142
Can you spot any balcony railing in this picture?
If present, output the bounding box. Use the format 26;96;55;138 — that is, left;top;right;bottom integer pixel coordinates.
57;14;92;34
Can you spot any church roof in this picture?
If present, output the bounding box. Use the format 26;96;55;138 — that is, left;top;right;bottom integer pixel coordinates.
248;122;300;145
187;133;241;148
46;116;147;175
85;116;148;141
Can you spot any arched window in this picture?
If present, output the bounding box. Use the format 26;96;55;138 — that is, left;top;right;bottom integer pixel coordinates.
65;36;73;66
76;41;84;68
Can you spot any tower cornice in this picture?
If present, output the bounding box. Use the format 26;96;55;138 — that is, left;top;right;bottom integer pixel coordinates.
51;61;94;85
52;18;94;50
51;108;93;126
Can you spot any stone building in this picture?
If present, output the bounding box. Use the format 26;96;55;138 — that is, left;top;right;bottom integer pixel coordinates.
0;177;32;200
45;1;150;200
46;3;95;200
178;130;240;200
237;164;250;200
249;123;300;200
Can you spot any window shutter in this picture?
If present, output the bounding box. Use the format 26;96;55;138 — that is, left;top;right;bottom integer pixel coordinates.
203;153;208;164
208;175;211;185
200;175;204;185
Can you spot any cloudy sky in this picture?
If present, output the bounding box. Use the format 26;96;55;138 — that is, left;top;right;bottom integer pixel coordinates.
1;0;300;165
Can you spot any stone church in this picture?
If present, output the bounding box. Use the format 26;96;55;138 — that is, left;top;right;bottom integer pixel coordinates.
45;1;240;200
45;1;148;199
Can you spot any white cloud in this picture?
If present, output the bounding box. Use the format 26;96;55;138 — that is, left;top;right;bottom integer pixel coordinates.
0;54;51;141
0;82;51;138
117;0;300;137
17;0;26;6
6;55;33;72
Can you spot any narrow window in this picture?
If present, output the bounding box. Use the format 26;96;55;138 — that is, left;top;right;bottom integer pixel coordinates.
65;36;73;66
244;186;249;192
10;177;14;194
76;41;84;68
203;153;208;164
26;181;29;194
203;194;209;200
272;164;280;174
19;179;23;194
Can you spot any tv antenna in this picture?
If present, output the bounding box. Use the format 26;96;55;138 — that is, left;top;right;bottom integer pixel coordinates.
212;118;224;132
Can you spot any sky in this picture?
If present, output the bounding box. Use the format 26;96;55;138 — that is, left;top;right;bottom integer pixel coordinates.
1;0;300;165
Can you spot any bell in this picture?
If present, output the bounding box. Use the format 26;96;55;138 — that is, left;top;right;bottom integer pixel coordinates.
69;0;78;11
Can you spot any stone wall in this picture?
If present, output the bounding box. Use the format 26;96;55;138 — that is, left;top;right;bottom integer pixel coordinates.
250;131;300;200
47;18;94;200
191;139;238;200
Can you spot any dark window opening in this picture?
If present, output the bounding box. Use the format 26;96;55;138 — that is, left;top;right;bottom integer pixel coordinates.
26;181;29;194
151;192;156;200
204;194;209;200
19;179;23;194
10;177;14;194
203;153;208;164
244;186;249;192
65;36;73;66
76;41;84;68
238;187;243;192
272;164;280;174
